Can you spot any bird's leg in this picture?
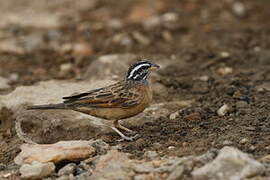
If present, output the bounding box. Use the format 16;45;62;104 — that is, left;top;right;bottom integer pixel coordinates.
111;127;135;141
113;120;133;133
112;120;139;141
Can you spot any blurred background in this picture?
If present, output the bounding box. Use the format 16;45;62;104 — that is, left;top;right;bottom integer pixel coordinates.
0;0;269;85
0;0;270;176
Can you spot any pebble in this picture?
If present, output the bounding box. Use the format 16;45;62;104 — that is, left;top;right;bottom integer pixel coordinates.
162;12;178;23
232;2;246;16
220;51;230;58
239;138;248;145
0;163;6;171
198;75;209;82
144;151;158;160
223;140;233;146
20;161;55;179
265;146;270;150
132;31;150;45
217;104;230;116
58;163;76;176
9;73;19;82
249;145;256;151
169;111;179;120
0;76;10;90
217;67;233;76
60;63;73;73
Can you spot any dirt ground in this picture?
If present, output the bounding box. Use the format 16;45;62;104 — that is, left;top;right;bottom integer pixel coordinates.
0;0;270;170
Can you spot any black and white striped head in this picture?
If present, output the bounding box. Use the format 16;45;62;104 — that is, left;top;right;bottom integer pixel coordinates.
126;60;160;81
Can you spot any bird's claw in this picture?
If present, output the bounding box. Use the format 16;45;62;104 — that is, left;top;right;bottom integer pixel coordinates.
117;134;140;142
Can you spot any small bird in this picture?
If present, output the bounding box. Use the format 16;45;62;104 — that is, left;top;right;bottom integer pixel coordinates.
27;60;160;141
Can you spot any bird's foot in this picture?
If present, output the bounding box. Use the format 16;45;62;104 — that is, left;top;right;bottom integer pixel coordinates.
117;134;140;142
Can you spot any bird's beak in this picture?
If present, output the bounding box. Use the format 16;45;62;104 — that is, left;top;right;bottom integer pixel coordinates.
149;64;160;71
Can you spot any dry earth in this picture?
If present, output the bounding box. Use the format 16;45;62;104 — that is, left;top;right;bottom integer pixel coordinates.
0;0;270;179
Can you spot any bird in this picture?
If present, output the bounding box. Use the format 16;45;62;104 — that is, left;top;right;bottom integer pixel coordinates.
27;60;160;141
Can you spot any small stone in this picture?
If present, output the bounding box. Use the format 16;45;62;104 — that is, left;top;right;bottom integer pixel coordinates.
249;145;256;151
0;76;10;90
162;12;178;23
217;67;233;76
9;73;19;82
20;161;55;179
72;42;94;56
217;104;230;116
132;31;150;45
239;138;248;145
58;163;76;176
198;75;209;82
265;146;270;150
0;163;6;170
144;151;158;160
168;146;175;150
220;52;230;58
60;63;73;73
232;2;246;16
15;141;96;165
222;140;233;146
107;19;123;29
169;111;179;120
56;174;75;180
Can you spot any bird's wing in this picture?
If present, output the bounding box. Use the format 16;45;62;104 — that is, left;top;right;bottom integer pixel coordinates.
62;81;143;108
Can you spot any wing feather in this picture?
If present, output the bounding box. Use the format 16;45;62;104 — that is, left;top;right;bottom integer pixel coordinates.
63;81;143;108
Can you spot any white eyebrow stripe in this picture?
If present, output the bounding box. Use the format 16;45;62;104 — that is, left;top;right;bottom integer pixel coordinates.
127;63;150;79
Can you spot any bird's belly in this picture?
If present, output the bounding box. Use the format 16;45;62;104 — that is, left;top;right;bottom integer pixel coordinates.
76;102;149;120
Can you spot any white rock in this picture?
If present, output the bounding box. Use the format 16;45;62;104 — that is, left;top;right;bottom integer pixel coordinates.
20;161;55;179
169;111;179;120
0;76;10;89
220;51;230;58
198;75;209;82
217;104;230;116
240;138;248;145
14;140;96;165
192;146;265;179
232;2;246;16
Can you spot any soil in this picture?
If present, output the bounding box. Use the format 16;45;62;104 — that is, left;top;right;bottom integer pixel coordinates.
1;0;270;169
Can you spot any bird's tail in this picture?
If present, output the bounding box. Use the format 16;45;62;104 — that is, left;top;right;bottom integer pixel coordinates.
26;103;66;110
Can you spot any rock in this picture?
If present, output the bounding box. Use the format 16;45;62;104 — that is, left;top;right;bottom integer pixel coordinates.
60;63;73;73
144;151;159;160
232;2;246;17
14;140;95;165
83;54;137;80
58;163;77;176
90;139;110;155
217;104;230;116
0;163;6;171
222;140;233;146
216;67;233;76
0;76;10;90
90;150;135;180
198;75;209;82
166;166;184;180
0;80;115;142
75;172;92;180
19;161;55;179
239;138;248;145
132;31;151;45
220;52;230;58
192;146;265;179
169;111;179;120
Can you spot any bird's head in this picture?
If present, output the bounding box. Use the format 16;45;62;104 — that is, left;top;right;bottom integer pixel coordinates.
126;60;160;82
